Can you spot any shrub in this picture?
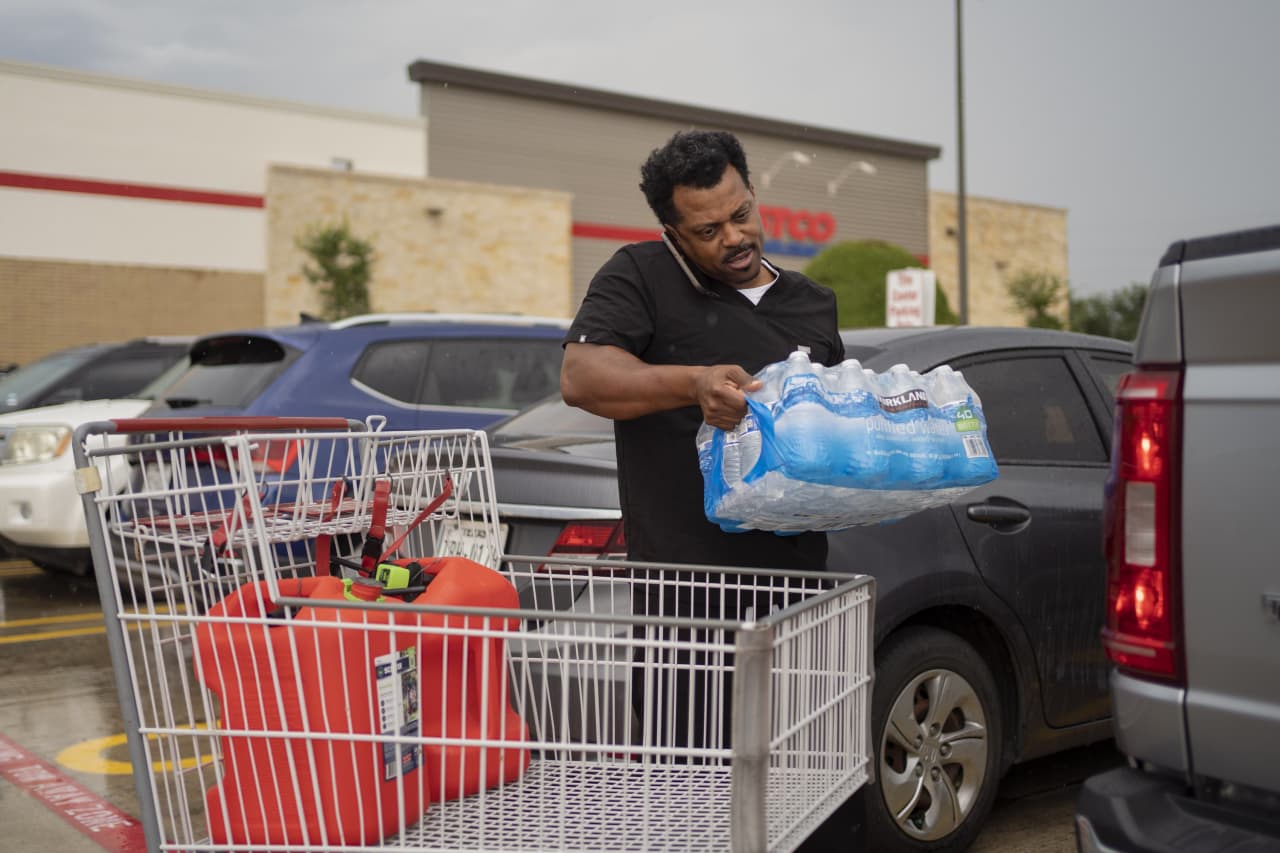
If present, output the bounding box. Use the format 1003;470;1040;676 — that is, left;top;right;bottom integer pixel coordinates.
297;220;375;320
1005;270;1067;330
1070;282;1148;340
803;240;958;328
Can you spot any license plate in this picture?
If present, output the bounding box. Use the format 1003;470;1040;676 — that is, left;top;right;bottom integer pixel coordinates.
435;520;507;569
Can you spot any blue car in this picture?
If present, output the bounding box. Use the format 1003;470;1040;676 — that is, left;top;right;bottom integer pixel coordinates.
110;314;569;597
141;313;570;428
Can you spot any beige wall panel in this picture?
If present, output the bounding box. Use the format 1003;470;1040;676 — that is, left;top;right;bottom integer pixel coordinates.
265;166;573;326
422;85;931;306
929;191;1069;327
0;257;262;365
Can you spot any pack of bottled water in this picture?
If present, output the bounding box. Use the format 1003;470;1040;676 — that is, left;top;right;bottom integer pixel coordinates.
698;350;998;532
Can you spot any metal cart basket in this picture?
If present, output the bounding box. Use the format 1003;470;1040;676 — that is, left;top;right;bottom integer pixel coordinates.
75;417;874;853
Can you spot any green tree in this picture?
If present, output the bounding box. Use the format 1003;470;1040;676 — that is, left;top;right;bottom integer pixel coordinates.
1005;270;1066;330
1069;282;1148;340
803;240;958;328
296;220;375;320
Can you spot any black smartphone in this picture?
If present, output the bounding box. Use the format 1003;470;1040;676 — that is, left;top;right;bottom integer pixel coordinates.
661;230;714;296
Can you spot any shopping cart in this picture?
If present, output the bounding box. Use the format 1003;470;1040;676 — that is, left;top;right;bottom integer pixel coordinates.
75;417;875;853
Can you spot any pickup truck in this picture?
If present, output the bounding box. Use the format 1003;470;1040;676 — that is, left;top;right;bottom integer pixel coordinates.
1075;224;1280;851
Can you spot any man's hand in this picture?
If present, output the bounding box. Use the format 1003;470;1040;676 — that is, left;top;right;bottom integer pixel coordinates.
695;364;763;430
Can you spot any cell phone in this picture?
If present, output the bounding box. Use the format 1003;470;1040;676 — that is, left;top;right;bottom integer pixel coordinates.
661;230;714;296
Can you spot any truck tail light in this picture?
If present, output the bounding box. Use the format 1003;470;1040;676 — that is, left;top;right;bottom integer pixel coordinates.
1102;369;1183;682
540;520;627;572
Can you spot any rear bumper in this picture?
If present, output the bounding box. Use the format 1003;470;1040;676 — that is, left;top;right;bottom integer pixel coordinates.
1075;766;1280;853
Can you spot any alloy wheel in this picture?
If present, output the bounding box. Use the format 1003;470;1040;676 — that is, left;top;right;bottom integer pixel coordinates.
878;666;990;842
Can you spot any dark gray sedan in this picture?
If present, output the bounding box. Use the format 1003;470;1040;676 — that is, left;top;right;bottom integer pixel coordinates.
486;325;1132;853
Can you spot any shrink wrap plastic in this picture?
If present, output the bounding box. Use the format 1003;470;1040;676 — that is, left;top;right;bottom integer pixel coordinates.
698;351;998;532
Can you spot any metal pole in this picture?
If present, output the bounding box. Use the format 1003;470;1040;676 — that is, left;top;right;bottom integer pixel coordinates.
730;623;774;853
73;423;165;852
956;0;970;325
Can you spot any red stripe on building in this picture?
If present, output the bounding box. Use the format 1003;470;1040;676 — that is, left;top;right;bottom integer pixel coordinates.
571;222;661;243
0;733;147;853
0;170;264;208
0;172;929;265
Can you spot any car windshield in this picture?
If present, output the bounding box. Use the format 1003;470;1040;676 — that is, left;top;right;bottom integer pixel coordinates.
0;347;100;410
135;356;192;400
490;395;612;438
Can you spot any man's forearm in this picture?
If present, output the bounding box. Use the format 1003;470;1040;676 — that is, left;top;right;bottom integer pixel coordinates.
561;343;702;420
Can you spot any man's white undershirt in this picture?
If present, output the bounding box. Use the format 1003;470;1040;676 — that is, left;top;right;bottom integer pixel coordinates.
735;259;780;305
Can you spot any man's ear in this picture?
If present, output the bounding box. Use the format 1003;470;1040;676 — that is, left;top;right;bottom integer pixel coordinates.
663;225;683;247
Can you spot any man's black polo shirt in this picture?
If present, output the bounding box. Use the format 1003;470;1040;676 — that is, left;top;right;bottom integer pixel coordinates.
565;241;845;571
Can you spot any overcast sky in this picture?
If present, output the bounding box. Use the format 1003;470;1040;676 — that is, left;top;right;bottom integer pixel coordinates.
4;0;1277;295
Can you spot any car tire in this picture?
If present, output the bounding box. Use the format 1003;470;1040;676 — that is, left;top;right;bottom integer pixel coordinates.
864;626;1003;853
33;557;91;577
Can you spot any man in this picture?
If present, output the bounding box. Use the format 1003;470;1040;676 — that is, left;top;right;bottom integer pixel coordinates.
561;129;845;573
562;130;856;842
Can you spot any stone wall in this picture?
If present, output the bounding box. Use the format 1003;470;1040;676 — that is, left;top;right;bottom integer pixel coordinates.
928;191;1069;327
0;257;262;365
265;165;574;326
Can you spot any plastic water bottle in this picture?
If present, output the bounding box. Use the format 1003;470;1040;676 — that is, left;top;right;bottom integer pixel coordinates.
877;364;946;488
831;359;867;395
752;362;785;406
927;365;969;407
930;366;997;485
720;427;744;486
774;351;833;482
738;411;762;480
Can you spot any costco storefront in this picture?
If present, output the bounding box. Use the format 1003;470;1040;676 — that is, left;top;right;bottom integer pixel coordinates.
2;59;947;364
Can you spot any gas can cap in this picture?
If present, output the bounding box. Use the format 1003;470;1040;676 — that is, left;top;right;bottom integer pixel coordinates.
345;577;385;602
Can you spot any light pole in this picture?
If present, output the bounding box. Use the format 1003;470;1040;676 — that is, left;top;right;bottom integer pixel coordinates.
956;0;970;325
826;159;878;196
759;150;813;189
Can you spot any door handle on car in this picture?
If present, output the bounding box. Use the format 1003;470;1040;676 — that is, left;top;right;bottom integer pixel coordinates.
966;501;1032;530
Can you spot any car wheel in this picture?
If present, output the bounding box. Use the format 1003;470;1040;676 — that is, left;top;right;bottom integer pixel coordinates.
865;626;1002;853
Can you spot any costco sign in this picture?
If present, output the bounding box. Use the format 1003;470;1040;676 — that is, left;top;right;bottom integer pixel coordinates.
759;205;836;257
759;206;836;242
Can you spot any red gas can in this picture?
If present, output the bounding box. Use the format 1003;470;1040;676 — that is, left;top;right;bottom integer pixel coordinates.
196;559;529;847
197;576;431;848
410;556;530;799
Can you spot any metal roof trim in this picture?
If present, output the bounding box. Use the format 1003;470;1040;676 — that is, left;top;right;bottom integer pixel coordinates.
407;59;941;162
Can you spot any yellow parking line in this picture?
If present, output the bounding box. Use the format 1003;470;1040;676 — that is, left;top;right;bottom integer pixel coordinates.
0;612;104;629
0;566;40;578
0;559;33;568
0;625;110;644
58;727;215;776
0;607;186;645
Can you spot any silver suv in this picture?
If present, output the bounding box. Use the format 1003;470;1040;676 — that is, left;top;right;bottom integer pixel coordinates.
1075;224;1280;851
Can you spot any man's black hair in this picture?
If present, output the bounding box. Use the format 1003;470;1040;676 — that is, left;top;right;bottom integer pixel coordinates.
639;130;751;226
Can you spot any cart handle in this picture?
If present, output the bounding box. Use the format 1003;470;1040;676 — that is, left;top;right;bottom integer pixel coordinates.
107;416;362;433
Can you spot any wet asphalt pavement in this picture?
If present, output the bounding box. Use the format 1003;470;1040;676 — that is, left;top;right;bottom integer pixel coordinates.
0;558;1120;852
